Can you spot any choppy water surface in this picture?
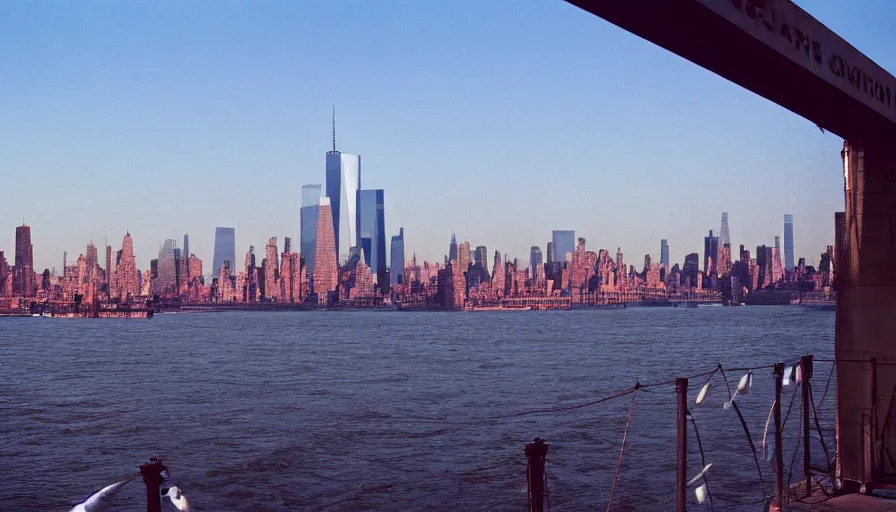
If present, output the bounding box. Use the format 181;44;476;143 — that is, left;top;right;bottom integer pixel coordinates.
0;307;834;511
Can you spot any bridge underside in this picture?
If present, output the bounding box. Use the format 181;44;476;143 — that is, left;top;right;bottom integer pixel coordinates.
567;0;896;493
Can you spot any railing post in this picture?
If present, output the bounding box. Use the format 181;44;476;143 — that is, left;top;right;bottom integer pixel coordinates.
802;355;814;497
139;457;167;512
676;377;688;512
525;438;549;512
774;363;785;510
871;356;879;484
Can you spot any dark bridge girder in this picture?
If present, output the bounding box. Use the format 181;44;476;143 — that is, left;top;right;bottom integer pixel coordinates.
564;0;896;142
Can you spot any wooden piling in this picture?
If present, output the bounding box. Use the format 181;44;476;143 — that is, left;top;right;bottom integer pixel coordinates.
525;438;549;512
139;457;167;512
676;378;687;512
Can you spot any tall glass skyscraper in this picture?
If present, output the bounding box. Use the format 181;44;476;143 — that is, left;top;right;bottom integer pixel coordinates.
784;214;795;270
390;227;405;286
212;227;236;279
551;230;576;263
301;184;322;274
720;212;730;246
356;189;387;286
530;246;543;278
326;151;360;264
660;239;670;267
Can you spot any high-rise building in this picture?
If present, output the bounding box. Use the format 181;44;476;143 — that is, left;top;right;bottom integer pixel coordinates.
552;230;575;264
356;189;387;286
474;246;488;274
325;119;361;264
457;241;471;273
264;237;279;301
720;212;730;246
314;197;339;297
13;224;34;297
300;184;322;274
660;239;670;268
105;244;113;291
784;214;795;270
212;227;236;279
448;233;458;263
546;242;554;266
155;239;177;296
530;246;543;283
115;232;139;300
390;227;405;287
182;234;191;288
704;230;719;276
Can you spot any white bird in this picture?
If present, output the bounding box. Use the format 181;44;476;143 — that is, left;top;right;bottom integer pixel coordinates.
163;486;192;511
70;473;138;512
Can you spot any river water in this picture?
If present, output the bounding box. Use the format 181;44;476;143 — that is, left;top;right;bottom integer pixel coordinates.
0;307;835;511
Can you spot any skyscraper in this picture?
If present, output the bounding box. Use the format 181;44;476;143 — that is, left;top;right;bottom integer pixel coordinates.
552;230;575;264
704;230;719;276
116;232;139;300
300;184;322;274
784;214;795;270
325;114;360;263
530;246;543;281
660;239;670;267
314;198;339;298
155;239;177;296
448;233;458;263
356;189;387;286
390;227;405;286
212;227;236;279
264;237;279;301
474;246;488;274
13;224;34;296
720;212;730;246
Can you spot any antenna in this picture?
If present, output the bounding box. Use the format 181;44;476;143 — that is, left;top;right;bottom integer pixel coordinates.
332;104;336;152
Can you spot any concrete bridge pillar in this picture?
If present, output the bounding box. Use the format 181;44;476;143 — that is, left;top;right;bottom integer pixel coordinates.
836;139;896;490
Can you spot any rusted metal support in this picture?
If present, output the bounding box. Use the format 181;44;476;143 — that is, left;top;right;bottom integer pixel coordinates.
676;377;687;512
802;355;814;497
525;438;549;512
139;457;167;512
774;363;785;510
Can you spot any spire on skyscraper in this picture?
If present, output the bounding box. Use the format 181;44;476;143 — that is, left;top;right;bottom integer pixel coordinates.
332;105;337;153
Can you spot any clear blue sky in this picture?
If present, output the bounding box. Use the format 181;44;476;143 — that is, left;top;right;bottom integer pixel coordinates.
2;1;894;272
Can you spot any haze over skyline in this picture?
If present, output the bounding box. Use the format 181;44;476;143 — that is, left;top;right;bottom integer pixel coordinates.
3;0;894;271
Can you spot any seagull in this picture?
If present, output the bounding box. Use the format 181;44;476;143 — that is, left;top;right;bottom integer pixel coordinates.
162;486;192;511
70;473;138;512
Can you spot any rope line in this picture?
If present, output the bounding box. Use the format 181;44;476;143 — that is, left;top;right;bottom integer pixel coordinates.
719;365;766;490
687;410;714;511
605;388;638;512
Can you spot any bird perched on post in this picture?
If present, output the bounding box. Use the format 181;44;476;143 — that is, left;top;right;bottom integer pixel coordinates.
162;486;192;511
69;473;138;512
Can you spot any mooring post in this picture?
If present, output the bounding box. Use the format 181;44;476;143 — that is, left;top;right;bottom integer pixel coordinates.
802;355;814;497
774;363;785;510
139;457;167;512
525;438;549;512
676;377;687;512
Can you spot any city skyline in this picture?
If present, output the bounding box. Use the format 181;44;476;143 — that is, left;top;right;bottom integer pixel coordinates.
3;1;891;270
